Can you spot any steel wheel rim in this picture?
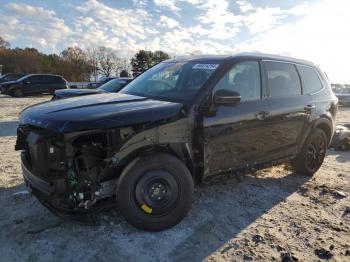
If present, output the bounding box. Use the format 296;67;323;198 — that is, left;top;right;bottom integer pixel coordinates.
135;169;179;215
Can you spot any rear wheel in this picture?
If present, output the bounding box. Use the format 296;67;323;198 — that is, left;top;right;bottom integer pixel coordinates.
292;128;327;176
117;152;194;231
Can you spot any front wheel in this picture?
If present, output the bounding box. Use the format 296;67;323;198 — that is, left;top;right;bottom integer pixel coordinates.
292;128;327;176
8;86;24;97
116;152;194;231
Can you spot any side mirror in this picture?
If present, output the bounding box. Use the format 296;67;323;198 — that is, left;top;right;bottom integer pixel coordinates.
214;89;241;106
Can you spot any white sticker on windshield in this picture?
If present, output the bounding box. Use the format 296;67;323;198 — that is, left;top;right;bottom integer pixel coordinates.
192;64;219;70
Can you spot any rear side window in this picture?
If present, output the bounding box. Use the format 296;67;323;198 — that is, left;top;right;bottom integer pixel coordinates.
264;61;301;98
52;76;63;83
297;65;323;94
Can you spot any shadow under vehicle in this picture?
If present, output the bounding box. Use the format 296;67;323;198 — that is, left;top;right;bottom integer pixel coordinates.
15;53;338;231
52;78;133;100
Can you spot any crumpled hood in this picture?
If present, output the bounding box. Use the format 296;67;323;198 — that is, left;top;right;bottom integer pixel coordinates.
19;93;184;133
55;88;105;98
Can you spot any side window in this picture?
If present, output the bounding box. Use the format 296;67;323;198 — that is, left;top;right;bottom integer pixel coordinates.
265;61;301;98
56;77;65;84
214;61;261;101
26;76;42;83
297;65;323;94
42;76;54;83
47;76;58;83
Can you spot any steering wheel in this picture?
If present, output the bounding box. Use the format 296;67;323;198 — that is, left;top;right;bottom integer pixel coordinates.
144;79;174;92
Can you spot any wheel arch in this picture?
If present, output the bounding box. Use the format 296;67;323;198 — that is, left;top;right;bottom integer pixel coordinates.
116;143;196;182
7;85;22;96
312;117;333;146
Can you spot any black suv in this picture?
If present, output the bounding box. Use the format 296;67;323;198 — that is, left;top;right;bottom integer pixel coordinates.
16;53;337;231
2;74;67;97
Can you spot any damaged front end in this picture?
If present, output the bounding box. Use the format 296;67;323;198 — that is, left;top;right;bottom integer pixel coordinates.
15;93;194;220
16;118;193;220
16;125;130;215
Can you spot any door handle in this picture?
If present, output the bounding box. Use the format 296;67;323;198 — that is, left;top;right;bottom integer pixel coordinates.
304;105;315;111
255;111;269;120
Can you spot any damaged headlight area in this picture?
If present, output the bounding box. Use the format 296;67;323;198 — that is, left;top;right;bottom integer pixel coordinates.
16;125;134;212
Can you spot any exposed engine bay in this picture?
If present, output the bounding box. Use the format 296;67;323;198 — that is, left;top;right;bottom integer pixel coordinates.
16;126;126;212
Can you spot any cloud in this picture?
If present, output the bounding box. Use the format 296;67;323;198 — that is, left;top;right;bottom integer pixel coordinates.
6;3;56;20
1;0;349;82
76;0;156;41
0;3;71;50
234;0;350;83
154;0;179;12
236;0;254;13
158;15;179;28
242;6;288;33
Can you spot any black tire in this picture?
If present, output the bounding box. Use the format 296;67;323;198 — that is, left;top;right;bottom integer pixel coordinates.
292;128;327;176
8;86;24;97
117;152;194;231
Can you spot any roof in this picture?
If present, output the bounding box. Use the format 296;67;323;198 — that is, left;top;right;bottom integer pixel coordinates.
23;74;63;77
165;52;315;66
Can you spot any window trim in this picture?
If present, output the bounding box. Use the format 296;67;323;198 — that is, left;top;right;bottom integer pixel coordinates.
262;60;304;99
211;60;263;102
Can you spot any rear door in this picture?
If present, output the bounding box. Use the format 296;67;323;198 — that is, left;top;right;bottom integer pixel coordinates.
263;61;312;159
41;75;57;93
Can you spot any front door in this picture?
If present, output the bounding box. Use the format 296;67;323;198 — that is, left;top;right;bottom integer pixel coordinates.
23;75;45;95
202;61;270;178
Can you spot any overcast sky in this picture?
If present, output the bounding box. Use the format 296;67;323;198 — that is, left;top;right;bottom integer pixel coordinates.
0;0;349;83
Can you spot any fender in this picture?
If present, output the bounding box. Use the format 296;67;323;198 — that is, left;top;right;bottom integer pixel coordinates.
113;118;195;175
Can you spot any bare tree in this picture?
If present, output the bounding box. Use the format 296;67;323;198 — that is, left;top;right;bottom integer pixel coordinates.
86;47;99;81
96;47;118;77
0;36;10;49
60;46;91;81
114;58;131;77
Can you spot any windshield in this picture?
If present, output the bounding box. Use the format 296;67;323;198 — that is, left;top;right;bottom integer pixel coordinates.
120;61;221;102
16;75;31;82
0;75;7;80
98;77;114;84
98;79;128;92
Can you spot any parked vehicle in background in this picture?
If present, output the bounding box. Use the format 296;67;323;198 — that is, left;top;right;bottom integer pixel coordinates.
0;73;26;85
86;77;115;89
16;53;337;231
2;74;67;97
52;78;133;100
335;87;350;106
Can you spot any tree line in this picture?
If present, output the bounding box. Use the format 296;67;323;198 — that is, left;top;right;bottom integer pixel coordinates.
0;36;170;82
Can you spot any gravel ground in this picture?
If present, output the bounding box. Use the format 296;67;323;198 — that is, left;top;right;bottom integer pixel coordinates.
0;94;349;262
